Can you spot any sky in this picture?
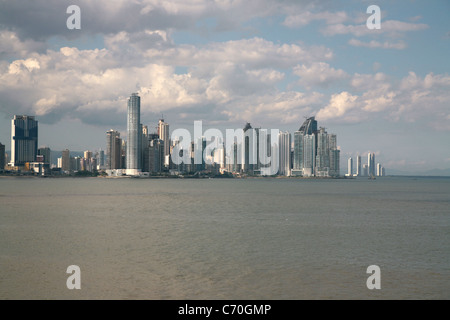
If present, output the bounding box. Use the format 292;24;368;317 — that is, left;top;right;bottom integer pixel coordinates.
0;0;449;172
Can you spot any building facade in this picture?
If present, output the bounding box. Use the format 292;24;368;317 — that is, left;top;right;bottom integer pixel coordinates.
278;131;291;176
10;115;38;167
126;93;142;175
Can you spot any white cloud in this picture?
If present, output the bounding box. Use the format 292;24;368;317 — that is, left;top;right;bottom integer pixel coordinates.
316;92;359;121
283;11;348;28
293;62;348;88
348;38;407;50
322;20;428;37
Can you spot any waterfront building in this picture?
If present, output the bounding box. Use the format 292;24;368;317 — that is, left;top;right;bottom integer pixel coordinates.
126;93;142;175
10;115;38;167
278;131;291;176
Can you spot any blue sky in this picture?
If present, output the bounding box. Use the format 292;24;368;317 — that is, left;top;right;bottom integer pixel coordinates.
0;0;449;172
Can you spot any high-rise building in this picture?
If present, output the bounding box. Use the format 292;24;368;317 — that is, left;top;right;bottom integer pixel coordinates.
377;163;382;177
147;138;165;173
292;131;304;175
368;153;375;177
62;149;70;172
315;127;330;176
106;130;122;170
347;157;353;176
0;142;5;170
126;93;141;175
293;117;338;177
356;155;361;177
10;115;38;167
38;147;51;164
98;149;105;168
328;134;339;177
302;134;316;177
299;116;318;135
278;131;291;176
157;119;170;167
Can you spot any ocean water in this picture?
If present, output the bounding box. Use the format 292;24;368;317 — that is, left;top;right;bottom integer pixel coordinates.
0;176;449;299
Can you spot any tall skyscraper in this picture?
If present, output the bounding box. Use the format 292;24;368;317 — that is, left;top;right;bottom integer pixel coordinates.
106;130;122;170
328;134;339;177
10;115;38;167
98;149;105;168
356;155;361;177
278;131;291;176
157;119;170;167
368;153;375;177
292;131;304;175
315;127;330;176
347;157;353;176
377;163;383;177
62;149;70;172
302;134;316;177
293;117;339;177
0;142;5;170
126;93;141;175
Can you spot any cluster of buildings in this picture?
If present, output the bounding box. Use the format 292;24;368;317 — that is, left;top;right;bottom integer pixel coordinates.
346;153;385;177
0;93;386;178
104;94;341;177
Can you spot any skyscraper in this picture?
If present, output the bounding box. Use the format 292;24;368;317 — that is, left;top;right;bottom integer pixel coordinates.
278;131;291;176
126;93;141;175
356;155;361;177
98;149;105;168
377;163;383;177
328;134;339;177
106;130;122;170
10;115;38;167
293;117;339;177
62;149;70;172
302;134;316;177
0;142;5;170
315;127;330;176
157;119;170;167
347;157;353;176
292;131;304;175
368;153;375;177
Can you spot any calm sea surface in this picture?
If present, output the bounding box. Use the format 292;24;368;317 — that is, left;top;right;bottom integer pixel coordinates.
0;176;449;299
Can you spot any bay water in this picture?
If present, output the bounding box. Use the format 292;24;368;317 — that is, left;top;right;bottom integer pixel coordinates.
0;176;449;299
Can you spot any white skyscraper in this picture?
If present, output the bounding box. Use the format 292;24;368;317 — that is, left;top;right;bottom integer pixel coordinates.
302;134;315;177
126;93;141;175
278;131;291;176
346;157;353;176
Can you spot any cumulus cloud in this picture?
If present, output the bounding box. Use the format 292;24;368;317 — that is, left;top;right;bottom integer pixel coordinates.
283;10;348;28
316;92;359;121
322;20;428;37
293;62;348;88
0;31;334;128
348;38;407;50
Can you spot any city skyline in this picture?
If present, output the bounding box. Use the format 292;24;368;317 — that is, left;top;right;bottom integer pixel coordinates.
0;1;449;173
